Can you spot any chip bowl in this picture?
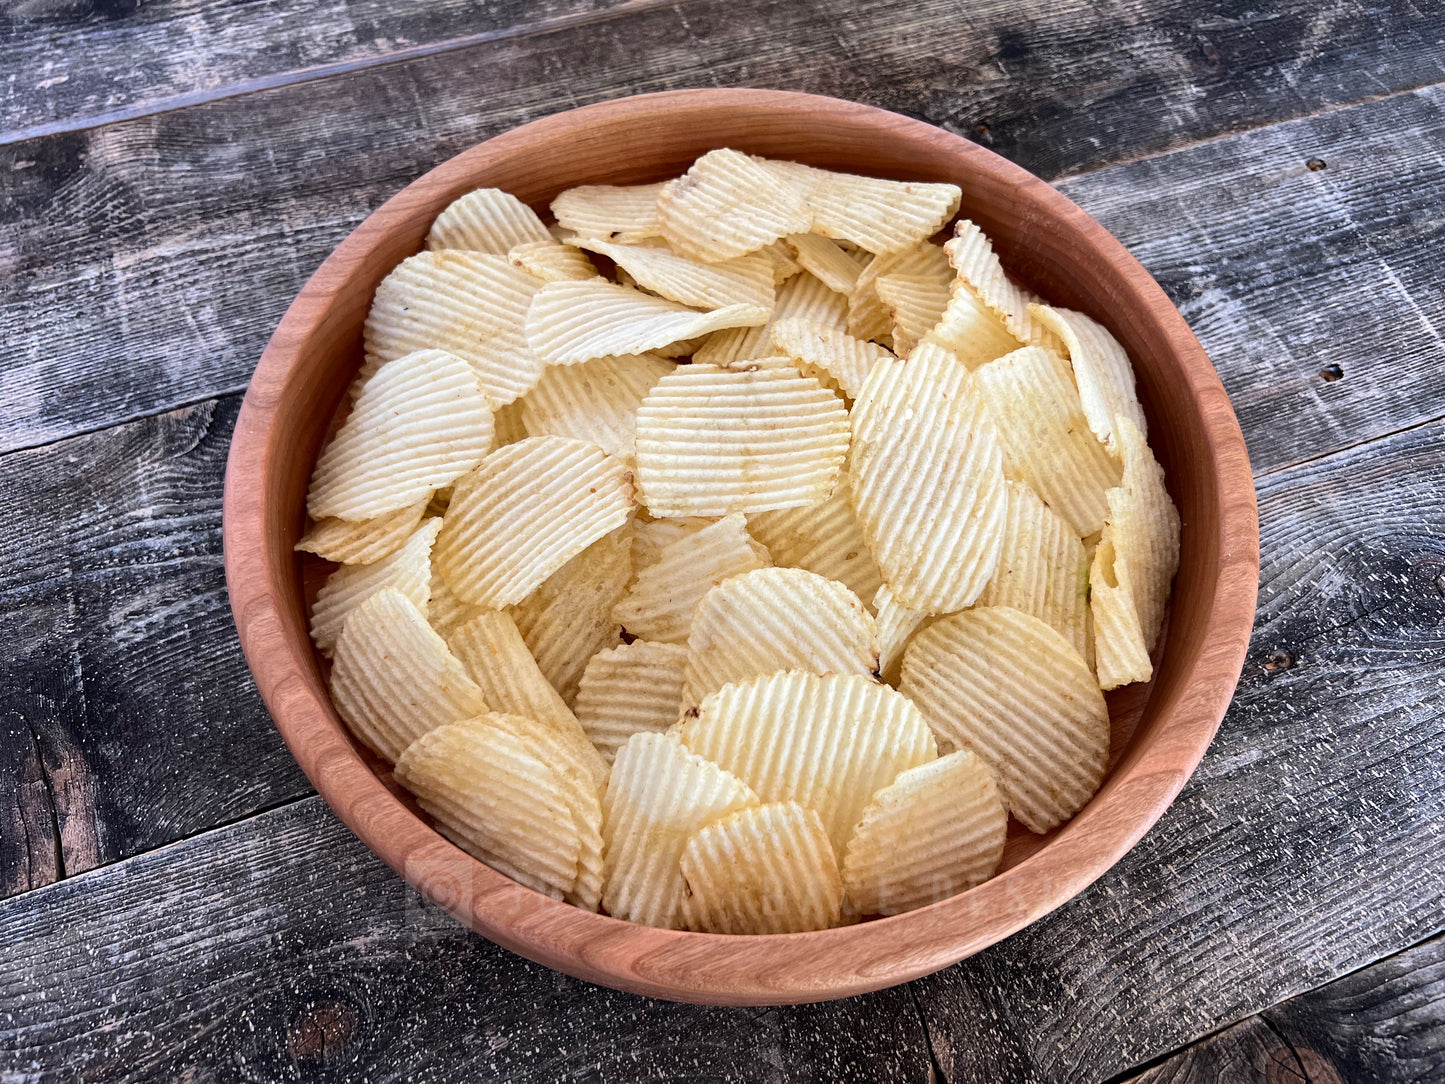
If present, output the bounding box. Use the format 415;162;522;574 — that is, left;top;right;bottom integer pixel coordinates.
222;88;1259;1005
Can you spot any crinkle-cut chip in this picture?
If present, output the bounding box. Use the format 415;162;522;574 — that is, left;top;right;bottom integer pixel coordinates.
657;149;812;262
874;272;953;358
1028;303;1147;454
978;481;1091;661
427;565;485;639
574;639;688;763
630;515;714;573
924;274;1024;369
755;239;804;284
569;237;775;311
434;436;634;608
872;583;928;687
508;239;598;282
1114;417;1179;650
613;512;769;644
974;346;1123;536
680;801;842;934
363;251;544;406
651;338;699;359
692;272;847;366
676;671;938;856
763;160;962;254
602;732;759;928
310;518;441;655
510;525;634;706
445;610;608;788
490;399;528;451
296;500;428;565
551;181;666;245
899;606;1109;833
746;472;883;605
944;221;1060;351
1090;517;1150;690
524;279;767;367
307;349;494;521
785;233;867;294
634;364;850;517
848;241;952;342
426;488;452;517
683;568;880;709
769;318;895;401
849;350;1007;613
426;187;551;254
329;588;488;762
395;716;594;906
840;749;1006;917
521;353;674;459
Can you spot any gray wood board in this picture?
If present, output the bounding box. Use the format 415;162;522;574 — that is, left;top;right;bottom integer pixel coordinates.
0;796;933;1083
2;4;1444;457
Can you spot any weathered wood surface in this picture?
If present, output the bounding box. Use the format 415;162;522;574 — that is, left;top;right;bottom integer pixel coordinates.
0;797;934;1082
1123;931;1445;1083
1;3;1443;457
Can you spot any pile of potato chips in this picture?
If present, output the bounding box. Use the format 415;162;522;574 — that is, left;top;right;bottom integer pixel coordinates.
298;149;1180;933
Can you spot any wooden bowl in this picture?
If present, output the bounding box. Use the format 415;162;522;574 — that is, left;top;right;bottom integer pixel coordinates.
222;88;1258;1005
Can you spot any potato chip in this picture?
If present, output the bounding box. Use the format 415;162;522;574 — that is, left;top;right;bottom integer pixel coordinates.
1089;519;1150;690
755;239;804;284
310;518;441;655
847;241;951;343
510;525;634;706
574;639;689;763
974;346;1122;536
612;512;769;643
872;583;928;686
1028;303;1147;454
426;564;485;639
745;477;883;613
874;272;953;357
602;732;759;927
680;801;842;934
849;349;1007;612
899;606;1109;832
630;514;714;573
296;499;428;565
508;239;598;282
569;237;775;311
524;279;768;366
840;749;1006;916
433;436;634;608
426;187;551;253
785;233;867;294
764;160;961;254
657;149;812;262
445;610;609;788
306;349;494;522
676;671;938;856
520;353;674;459
363;251;544;406
692;271;847;366
551;181;666;245
978;481;1091;661
944;221;1059;350
924;273;1023;369
329;588;488;762
683;568;880;709
769;317;895;401
634;364;850;517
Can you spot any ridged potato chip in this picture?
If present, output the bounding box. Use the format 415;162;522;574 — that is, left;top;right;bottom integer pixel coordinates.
433;436;634;608
924;273;1023;369
634;364;850;517
900;606;1109;833
872;583;928;686
307;349;494;522
840;749;1006;917
944;220;1059;350
978;481;1091;662
847;241;951;344
1029;303;1147;453
364;251;544;406
426;187;551;254
574;639;689;763
329;588;488;762
310;518;441;655
657;149;812;262
569;237;775;311
426;563;483;640
849;349;1007;612
612;512;769;643
755;239;804;284
508;239;597;282
764;160;961;254
769;317;895;401
874;272;953;357
693;271;847;366
296;499;428;565
676;671;938;856
489;399;528;452
683;568;881;709
1090;518;1150;690
630;515;714;573
784;233;867;294
746;468;884;604
520;353;674;459
525;279;767;366
551;181;666;245
602;732;759;928
974;346;1123;536
680;801;842;934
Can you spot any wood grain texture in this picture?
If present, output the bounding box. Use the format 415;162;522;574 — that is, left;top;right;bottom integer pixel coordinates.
2;0;1443;456
0;796;933;1083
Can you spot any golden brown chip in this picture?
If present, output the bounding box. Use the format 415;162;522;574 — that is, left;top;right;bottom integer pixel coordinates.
574;639;689;763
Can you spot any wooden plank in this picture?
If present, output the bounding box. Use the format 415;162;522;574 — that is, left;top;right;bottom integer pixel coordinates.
913;414;1445;1082
1;5;1444;456
1122;931;1445;1083
0;797;933;1082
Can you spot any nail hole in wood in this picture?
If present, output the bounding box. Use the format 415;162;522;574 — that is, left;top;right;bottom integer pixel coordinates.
1306;157;1327;171
1319;363;1343;382
1264;649;1294;672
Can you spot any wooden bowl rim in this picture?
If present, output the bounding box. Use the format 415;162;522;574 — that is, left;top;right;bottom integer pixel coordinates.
223;88;1259;1005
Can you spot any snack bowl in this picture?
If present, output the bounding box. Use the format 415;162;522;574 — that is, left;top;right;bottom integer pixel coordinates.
222;88;1258;1005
